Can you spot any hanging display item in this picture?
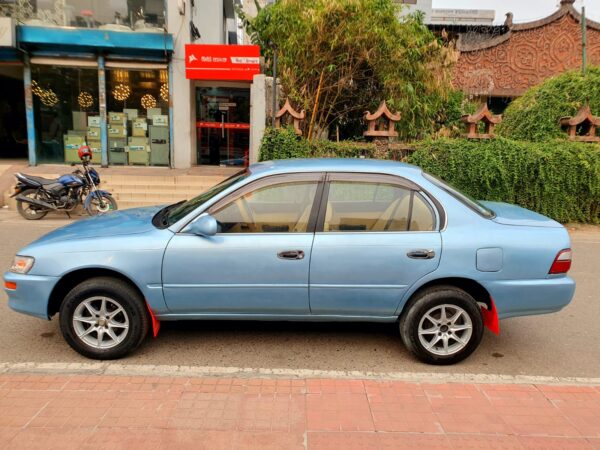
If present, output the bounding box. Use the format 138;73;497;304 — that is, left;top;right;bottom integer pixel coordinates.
160;83;168;102
141;94;157;109
78;91;94;109
112;83;131;101
31;80;44;97
40;89;59;107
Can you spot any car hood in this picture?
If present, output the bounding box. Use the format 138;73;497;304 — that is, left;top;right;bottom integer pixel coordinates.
30;206;163;245
481;201;562;228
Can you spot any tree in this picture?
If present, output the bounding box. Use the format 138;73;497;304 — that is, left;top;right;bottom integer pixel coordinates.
241;0;457;140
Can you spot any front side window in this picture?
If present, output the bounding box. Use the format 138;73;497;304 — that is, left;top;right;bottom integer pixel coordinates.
323;181;435;232
212;181;318;233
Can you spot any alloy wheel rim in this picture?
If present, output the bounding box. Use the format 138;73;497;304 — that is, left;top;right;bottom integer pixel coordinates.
417;304;473;356
72;297;129;349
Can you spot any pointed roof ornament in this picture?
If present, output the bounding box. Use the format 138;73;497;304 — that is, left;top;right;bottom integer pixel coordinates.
461;103;502;139
363;101;401;138
559;104;600;142
275;99;305;135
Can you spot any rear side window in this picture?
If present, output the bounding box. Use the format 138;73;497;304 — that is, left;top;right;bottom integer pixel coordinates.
323;181;435;232
423;172;495;219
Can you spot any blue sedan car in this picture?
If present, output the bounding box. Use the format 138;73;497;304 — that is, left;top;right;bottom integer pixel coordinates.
4;159;575;364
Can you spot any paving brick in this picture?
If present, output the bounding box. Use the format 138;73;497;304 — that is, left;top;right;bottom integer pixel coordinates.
0;373;599;449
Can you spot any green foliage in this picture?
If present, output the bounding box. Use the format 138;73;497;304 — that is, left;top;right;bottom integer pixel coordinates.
241;0;456;140
408;138;600;223
498;67;600;141
259;127;376;160
259;130;600;223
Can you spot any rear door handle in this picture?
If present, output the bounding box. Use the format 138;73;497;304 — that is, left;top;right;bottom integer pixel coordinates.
277;250;305;260
407;249;435;259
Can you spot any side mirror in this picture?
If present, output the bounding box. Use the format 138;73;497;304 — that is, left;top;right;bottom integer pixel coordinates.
189;214;217;237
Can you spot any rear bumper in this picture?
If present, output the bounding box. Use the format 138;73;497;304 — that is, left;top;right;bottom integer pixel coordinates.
3;272;59;320
483;276;576;319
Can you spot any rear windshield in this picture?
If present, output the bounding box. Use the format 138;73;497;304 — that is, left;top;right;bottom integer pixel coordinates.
423;172;495;219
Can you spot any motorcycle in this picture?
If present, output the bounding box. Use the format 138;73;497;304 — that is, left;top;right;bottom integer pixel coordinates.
12;146;118;220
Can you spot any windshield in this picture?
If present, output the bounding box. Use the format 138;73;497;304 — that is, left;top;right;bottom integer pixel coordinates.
165;170;249;226
422;172;495;219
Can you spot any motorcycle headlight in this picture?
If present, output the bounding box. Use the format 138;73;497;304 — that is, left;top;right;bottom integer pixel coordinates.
10;256;35;274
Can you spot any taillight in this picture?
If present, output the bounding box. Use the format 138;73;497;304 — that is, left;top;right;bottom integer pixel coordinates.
549;249;572;274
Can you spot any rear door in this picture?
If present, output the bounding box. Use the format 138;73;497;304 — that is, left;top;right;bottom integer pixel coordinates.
309;173;442;317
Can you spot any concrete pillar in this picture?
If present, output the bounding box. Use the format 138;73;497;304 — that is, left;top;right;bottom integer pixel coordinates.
249;74;267;164
167;0;194;169
97;55;108;167
194;0;225;44
23;54;36;166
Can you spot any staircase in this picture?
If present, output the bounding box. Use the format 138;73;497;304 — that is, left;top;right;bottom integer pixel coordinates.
102;174;227;209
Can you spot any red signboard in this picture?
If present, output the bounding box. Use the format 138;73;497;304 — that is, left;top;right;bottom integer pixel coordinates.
185;44;261;81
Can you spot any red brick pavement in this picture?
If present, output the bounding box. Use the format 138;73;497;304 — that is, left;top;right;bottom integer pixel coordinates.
0;374;599;449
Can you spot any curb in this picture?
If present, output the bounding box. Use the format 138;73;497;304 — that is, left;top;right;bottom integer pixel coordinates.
1;361;600;386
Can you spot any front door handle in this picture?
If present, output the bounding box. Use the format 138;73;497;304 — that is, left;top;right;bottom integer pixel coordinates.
407;249;435;259
277;250;305;260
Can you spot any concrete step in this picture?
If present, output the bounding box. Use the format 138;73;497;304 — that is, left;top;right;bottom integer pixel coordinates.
112;192;191;201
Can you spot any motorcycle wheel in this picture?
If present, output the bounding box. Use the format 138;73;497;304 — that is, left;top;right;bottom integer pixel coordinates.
85;194;118;216
16;189;49;220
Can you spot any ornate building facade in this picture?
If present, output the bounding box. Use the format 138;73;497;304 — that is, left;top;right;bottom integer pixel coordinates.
453;0;600;99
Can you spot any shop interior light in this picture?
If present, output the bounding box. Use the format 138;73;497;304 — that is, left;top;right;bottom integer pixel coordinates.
40;89;59;107
159;70;168;83
141;93;157;109
112;69;130;84
160;83;168;101
112;83;131;101
78;91;94;109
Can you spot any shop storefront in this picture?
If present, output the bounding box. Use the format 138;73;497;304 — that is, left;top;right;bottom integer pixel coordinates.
186;44;260;167
1;1;173;166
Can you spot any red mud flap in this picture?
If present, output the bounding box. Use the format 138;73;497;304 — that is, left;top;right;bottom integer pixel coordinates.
146;301;161;337
481;298;500;335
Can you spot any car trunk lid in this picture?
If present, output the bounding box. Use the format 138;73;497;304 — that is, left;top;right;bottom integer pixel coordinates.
481;201;563;228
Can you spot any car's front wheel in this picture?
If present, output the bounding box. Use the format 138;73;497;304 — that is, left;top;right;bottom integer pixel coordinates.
59;277;149;359
399;286;484;365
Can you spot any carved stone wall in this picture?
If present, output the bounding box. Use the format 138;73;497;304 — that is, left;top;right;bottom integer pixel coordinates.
454;12;600;97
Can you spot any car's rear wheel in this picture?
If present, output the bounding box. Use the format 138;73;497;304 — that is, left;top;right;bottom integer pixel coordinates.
59;277;149;360
16;189;48;220
399;286;484;365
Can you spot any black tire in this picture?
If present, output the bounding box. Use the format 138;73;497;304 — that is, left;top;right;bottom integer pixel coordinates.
59;277;150;360
399;285;484;365
16;189;49;220
85;194;118;216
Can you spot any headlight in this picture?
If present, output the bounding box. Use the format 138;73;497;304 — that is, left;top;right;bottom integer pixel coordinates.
10;256;34;274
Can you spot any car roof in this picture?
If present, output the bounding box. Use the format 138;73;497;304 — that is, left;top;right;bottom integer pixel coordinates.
249;158;421;176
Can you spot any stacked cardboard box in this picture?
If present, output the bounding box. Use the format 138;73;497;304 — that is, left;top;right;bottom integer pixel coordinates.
64;135;86;163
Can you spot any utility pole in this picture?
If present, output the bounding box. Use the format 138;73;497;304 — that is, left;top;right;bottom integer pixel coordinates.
582;4;587;75
272;46;278;127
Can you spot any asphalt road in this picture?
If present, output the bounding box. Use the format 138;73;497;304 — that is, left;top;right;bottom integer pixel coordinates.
0;210;598;378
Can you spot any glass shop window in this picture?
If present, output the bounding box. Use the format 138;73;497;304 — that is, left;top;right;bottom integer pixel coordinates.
106;67;170;166
1;1;166;31
31;63;100;165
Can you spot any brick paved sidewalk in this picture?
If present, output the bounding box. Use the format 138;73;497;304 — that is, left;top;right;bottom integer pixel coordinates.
0;374;599;449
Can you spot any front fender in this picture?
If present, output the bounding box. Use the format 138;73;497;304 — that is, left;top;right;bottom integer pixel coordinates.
83;190;112;209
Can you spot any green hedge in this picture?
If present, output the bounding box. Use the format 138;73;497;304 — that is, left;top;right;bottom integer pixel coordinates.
259;129;600;223
497;67;600;142
409;138;600;223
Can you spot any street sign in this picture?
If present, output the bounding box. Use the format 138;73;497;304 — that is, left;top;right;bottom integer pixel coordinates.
185;44;261;81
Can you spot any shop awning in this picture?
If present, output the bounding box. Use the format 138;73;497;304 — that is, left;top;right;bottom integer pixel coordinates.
18;26;173;60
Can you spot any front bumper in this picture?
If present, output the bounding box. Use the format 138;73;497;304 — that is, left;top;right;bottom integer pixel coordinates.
483;276;576;320
3;272;60;320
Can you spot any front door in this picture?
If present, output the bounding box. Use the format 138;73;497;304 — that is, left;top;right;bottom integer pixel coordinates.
162;173;323;315
196;86;250;166
309;173;442;317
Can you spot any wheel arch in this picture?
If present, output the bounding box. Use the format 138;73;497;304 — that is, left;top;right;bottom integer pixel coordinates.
47;268;145;318
399;277;492;318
